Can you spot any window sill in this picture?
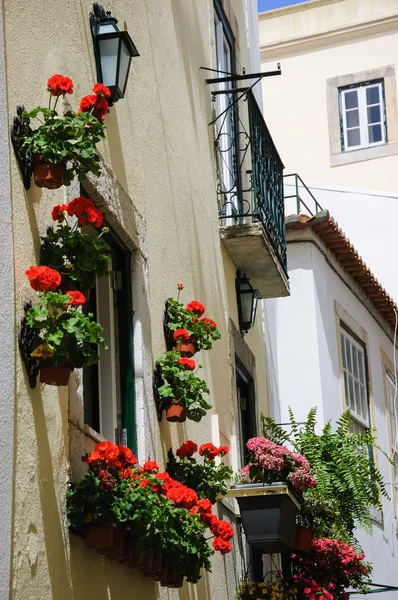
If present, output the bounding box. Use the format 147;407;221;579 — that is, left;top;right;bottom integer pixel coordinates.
83;424;107;444
330;141;398;167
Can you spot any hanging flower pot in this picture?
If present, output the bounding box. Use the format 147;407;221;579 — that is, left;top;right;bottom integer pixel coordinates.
230;483;300;554
166;399;187;423
40;363;72;386
84;524;114;550
146;551;162;578
294;525;316;553
32;155;65;189
175;336;197;357
161;565;184;588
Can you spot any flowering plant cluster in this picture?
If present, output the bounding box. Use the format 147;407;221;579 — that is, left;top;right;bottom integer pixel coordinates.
238;437;316;492
157;351;212;422
291;537;372;599
238;579;297;600
19;75;108;186
40;200;110;293
166;440;232;504
166;284;221;352
67;441;234;584
25;267;107;368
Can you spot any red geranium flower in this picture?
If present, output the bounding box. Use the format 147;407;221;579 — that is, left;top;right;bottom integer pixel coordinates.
51;203;68;222
177;283;184;290
212;537;232;554
173;328;190;342
67;197;104;228
26;265;61;292
47;74;73;96
202;512;218;528
66;290;86;306
199;443;219;461
186;300;205;317
140;460;159;473
196;498;212;514
92;83;111;98
218;445;229;456
79;94;108;122
211;519;234;541
201;317;217;329
178;357;196;371
176;440;198;458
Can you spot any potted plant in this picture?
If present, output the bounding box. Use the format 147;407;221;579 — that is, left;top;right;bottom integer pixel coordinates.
166;440;232;504
238;578;297;600
67;441;234;587
229;437;316;554
40;198;110;294
291;537;372;598
25;265;107;385
18;75;110;188
157;351;212;422
165;284;221;355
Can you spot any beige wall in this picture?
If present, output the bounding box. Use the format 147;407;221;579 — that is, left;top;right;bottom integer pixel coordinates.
259;0;398;192
5;0;269;598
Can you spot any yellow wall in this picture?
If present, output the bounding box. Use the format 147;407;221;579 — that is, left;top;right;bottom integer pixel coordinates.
259;0;398;192
5;1;270;598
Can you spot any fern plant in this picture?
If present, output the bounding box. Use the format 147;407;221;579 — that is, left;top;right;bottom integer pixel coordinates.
261;408;390;542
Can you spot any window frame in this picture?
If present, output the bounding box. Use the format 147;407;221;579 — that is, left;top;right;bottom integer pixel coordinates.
339;80;386;152
340;325;371;431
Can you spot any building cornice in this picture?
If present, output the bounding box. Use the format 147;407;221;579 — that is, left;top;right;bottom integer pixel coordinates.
260;12;398;60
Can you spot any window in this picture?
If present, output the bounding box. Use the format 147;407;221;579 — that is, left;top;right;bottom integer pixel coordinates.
236;361;256;464
340;327;370;432
214;2;239;219
83;226;136;451
340;81;386;151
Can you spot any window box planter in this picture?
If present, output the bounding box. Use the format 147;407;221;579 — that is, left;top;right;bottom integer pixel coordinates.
39;363;72;386
228;482;300;554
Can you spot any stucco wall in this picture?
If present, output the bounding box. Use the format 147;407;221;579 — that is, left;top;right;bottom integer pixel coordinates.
274;234;398;597
4;1;270;598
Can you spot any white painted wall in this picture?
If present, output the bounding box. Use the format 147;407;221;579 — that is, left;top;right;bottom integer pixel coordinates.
273;235;398;597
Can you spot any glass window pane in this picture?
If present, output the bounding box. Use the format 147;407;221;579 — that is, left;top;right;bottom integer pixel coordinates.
99;37;119;86
344;371;349;401
358;353;365;385
118;40;131;95
354;380;360;415
366;86;380;105
347;128;361;147
367;105;381;124
341;334;346;368
352;346;359;379
346;109;359;128
346;340;353;372
369;124;382;143
348;376;355;411
345;90;358;109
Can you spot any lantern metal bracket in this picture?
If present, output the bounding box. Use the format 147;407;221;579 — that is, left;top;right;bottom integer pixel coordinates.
163;300;175;352
10;106;33;190
153;362;166;422
18;300;39;389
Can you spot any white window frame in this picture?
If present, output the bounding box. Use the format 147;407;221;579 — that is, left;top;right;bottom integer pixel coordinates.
340;81;386;152
386;369;398;521
340;328;370;430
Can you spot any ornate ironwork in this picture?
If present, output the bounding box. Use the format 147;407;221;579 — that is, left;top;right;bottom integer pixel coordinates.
163;300;174;351
153;362;166;422
10;106;33;190
213;89;287;274
18;301;39;389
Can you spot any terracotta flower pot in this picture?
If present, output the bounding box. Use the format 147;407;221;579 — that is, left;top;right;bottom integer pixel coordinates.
84;525;114;550
166;399;187;423
40;364;72;386
175;336;197;357
294;525;316;553
32;155;65;189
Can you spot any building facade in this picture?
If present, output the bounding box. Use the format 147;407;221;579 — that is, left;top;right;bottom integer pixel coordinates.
259;0;398;299
1;1;288;598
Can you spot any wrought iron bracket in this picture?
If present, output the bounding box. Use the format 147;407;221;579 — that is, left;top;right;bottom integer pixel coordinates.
204;65;281;85
153;362;166;422
18;300;39;389
163;300;174;351
10;106;32;190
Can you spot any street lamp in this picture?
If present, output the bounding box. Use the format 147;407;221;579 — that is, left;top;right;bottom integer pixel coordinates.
236;272;262;335
90;3;139;103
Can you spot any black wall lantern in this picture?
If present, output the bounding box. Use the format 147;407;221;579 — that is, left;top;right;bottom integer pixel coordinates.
90;3;139;103
236;272;262;335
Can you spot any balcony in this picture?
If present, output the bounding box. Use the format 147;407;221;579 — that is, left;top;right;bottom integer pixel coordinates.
213;89;289;298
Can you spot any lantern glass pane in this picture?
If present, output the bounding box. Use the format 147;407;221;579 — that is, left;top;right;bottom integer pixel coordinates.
118;40;131;95
98;37;119;86
98;23;118;34
251;296;259;328
240;291;254;328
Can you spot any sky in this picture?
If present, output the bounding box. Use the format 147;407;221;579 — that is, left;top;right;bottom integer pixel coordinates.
258;0;308;12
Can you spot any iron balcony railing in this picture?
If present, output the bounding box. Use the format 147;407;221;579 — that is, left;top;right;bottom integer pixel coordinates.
283;173;323;216
214;89;287;273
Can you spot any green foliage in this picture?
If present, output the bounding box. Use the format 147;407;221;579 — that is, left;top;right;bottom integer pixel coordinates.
166;448;232;504
40;224;110;293
158;351;212;422
20;108;105;186
167;297;221;351
261;408;390;541
26;291;107;368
